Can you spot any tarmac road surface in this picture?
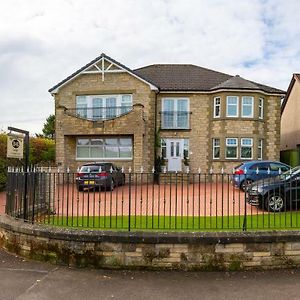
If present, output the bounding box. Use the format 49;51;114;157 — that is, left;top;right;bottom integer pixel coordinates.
0;247;300;300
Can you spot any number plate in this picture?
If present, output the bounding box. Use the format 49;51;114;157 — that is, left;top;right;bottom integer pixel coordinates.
84;180;95;185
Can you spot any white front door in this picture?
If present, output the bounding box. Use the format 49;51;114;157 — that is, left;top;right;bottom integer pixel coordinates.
167;139;183;172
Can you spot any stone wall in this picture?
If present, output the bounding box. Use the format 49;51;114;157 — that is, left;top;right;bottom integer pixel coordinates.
1;216;300;271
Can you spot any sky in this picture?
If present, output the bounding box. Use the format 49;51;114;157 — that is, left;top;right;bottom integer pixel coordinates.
0;0;300;134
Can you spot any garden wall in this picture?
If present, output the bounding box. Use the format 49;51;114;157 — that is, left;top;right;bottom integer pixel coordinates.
1;215;300;271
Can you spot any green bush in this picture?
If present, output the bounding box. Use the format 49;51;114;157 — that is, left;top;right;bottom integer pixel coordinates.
0;133;55;191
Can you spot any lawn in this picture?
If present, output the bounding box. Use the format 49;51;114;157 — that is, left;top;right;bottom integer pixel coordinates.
42;211;300;231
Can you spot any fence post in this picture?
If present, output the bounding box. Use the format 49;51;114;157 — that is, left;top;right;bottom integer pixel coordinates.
128;171;132;232
242;172;247;231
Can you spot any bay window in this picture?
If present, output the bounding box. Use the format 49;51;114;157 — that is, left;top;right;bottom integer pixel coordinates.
240;138;253;159
226;138;238;159
213;138;220;159
241;97;254;118
213;97;221;118
226;96;238;117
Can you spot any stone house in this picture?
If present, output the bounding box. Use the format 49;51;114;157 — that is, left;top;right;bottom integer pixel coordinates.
49;53;285;173
281;74;300;150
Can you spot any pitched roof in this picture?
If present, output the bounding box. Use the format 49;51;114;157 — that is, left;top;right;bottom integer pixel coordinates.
281;73;300;114
49;53;285;95
134;64;232;91
135;64;285;94
48;53;158;93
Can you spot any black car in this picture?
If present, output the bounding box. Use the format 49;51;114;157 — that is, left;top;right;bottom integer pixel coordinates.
76;162;125;191
247;166;300;212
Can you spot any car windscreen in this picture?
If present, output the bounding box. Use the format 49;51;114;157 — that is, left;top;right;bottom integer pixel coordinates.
280;166;300;180
80;165;106;172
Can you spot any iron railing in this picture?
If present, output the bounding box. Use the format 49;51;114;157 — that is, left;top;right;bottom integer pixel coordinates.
65;106;132;121
5;168;300;231
160;111;191;129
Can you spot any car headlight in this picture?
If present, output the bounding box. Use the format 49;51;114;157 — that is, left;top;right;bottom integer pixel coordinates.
250;186;262;193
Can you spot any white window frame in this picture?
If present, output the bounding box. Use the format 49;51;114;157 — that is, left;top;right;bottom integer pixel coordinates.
161;98;190;129
226;96;239;117
258;139;263;160
213;97;221;118
183;139;189;159
161;138;167;159
212;138;220;159
76;137;133;160
240;138;253;159
75;94;133;120
259;98;264;119
225;138;238;159
241;96;254;118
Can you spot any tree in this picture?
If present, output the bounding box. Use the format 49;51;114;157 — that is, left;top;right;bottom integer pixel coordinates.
42;114;55;139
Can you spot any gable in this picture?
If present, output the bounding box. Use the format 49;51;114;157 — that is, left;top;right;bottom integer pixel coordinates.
49;54;158;94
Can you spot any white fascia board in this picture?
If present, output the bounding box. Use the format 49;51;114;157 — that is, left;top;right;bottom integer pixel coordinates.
51;57;158;94
159;89;285;97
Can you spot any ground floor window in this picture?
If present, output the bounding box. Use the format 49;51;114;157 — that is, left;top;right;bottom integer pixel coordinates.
258;139;263;160
225;138;238;159
240;138;253;159
76;137;132;159
212;138;220;159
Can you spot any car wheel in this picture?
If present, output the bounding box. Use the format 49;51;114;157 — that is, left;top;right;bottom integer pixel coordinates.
107;179;115;191
240;179;253;192
265;194;285;212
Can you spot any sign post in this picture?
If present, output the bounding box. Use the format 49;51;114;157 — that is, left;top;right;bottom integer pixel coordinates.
7;127;30;220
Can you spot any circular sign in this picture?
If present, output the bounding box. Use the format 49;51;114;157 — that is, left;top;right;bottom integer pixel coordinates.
12;139;20;149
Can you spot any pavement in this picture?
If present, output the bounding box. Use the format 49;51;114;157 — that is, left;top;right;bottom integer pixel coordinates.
0;247;300;300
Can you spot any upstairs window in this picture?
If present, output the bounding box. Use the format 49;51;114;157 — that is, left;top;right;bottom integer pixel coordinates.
241;97;254;118
161;98;189;129
75;94;132;120
259;98;264;119
213;97;221;118
226;96;238;117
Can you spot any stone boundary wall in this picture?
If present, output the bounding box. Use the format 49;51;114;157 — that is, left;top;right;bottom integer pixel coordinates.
1;215;300;271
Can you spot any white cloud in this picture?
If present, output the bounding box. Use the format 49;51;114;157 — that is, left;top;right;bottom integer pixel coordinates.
0;0;300;133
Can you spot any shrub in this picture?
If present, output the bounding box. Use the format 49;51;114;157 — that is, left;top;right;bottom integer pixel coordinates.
0;134;55;191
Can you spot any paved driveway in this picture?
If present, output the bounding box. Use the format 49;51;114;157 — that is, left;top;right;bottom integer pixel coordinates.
39;182;258;218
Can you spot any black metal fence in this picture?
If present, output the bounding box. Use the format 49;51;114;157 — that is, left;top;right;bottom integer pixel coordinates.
5;168;300;231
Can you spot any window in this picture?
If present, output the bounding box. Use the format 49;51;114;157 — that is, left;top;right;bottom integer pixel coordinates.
213;138;220;159
226;96;238;117
75;94;132;120
240;138;253;159
258;139;263;160
241;97;254;118
226;138;238;159
259;98;264;119
161;139;167;159
76;96;88;118
162;98;189;129
76;137;132;159
183;139;189;158
213;97;221;118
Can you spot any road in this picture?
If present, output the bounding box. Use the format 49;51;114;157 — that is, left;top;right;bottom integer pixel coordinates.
0;247;299;300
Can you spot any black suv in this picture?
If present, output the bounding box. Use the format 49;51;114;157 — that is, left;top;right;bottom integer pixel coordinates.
76;162;125;191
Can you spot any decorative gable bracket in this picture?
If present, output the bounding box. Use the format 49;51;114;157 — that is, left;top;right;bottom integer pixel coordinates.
82;57;125;81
